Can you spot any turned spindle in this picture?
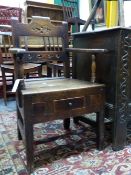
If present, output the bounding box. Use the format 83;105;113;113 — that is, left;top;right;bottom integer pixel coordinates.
91;54;96;83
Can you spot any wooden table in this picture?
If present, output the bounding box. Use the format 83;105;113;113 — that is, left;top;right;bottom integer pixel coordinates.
72;27;131;151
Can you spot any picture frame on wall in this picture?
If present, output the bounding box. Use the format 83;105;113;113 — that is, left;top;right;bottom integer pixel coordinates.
90;0;105;27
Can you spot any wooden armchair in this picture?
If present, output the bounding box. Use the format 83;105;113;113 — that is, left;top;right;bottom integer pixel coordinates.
10;17;106;173
0;25;42;105
62;0;86;32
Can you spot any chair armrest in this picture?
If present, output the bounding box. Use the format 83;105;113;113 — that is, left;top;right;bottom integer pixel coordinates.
9;48;26;53
66;47;109;83
0;25;12;29
66;48;109;53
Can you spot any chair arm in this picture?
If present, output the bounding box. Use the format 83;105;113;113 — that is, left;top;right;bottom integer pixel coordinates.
9;48;26;54
66;48;109;53
66;47;109;83
0;24;12;28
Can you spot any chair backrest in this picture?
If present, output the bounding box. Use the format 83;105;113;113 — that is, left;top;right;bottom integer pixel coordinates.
11;17;70;79
0;25;13;64
62;0;79;20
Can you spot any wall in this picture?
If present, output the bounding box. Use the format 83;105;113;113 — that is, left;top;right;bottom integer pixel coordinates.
79;0;90;22
0;0;25;8
0;0;131;28
79;0;90;31
124;1;131;27
0;0;54;9
0;0;89;20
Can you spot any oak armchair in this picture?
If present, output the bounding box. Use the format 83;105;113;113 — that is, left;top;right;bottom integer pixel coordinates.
10;17;106;173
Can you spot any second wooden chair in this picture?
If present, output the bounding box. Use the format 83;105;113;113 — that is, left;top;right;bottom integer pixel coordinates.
0;25;42;105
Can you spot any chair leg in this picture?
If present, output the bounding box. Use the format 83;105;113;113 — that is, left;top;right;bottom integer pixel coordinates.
73;117;80;124
16;107;22;140
1;67;7;105
24;121;34;173
47;66;52;77
63;118;70;130
58;69;62;77
38;64;43;77
96;110;104;150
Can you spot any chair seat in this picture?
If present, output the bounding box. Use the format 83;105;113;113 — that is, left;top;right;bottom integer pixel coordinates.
47;62;72;77
1;61;42;105
1;63;42;73
22;78;104;95
21;78;105;122
3;60;14;65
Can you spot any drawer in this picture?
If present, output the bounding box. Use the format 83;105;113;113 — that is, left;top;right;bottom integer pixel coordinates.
31;94;104;118
54;96;85;112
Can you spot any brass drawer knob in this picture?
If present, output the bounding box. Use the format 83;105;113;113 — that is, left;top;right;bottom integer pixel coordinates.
68;102;73;107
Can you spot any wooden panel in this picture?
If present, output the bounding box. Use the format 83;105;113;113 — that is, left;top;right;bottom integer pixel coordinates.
24;0;64;23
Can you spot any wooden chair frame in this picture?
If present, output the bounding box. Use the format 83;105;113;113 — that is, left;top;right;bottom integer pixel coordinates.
10;16;107;173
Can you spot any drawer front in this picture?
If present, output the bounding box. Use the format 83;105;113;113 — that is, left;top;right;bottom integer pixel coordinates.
54;96;85;112
31;94;105;118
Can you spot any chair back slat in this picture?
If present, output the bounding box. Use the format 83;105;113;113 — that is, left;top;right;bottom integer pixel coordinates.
0;31;13;64
62;0;79;20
